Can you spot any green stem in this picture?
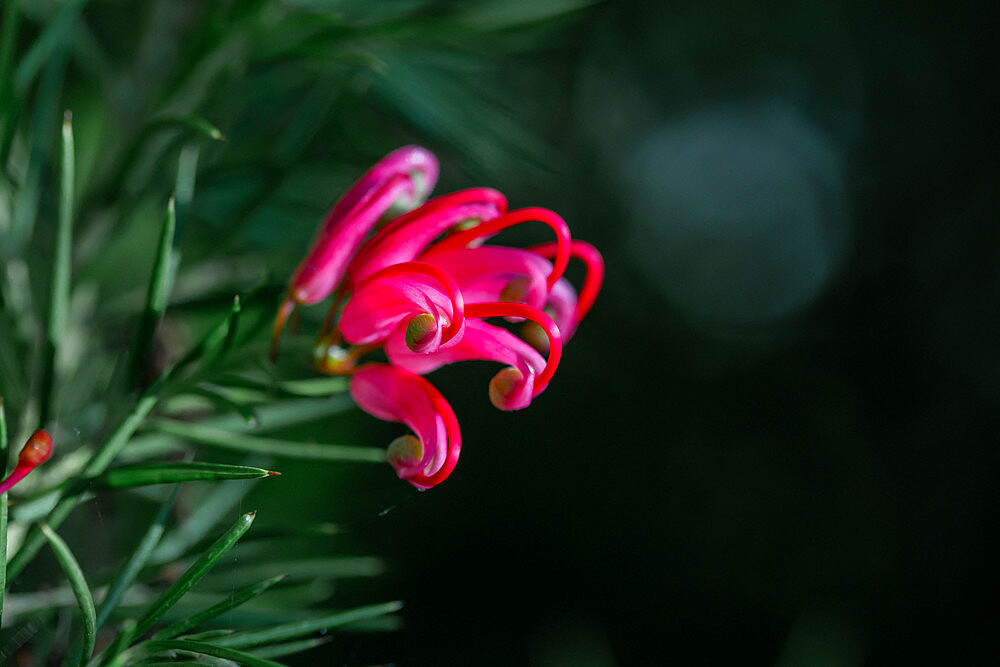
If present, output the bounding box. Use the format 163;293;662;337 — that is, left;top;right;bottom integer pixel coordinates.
0;397;9;630
40;112;74;427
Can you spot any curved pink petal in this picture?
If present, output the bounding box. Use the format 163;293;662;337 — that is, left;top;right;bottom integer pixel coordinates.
425;207;572;290
348;188;507;286
420;245;552;309
386;318;546;411
350;364;461;488
289;146;438;305
529;239;604;328
339;262;464;352
545;277;579;341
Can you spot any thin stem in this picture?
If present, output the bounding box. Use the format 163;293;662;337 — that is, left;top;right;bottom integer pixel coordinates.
39;111;74;427
0;397;8;630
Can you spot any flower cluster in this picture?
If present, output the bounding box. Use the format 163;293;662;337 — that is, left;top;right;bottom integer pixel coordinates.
273;146;603;488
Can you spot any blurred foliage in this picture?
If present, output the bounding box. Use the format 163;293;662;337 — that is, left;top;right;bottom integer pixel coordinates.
0;0;599;664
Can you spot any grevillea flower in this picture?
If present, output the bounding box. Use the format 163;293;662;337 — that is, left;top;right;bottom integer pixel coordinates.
0;430;54;494
275;146;603;488
271;146;439;357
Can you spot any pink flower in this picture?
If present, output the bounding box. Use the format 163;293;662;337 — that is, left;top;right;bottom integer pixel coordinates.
275;146;602;488
0;430;54;494
271;146;438;357
350;364;460;489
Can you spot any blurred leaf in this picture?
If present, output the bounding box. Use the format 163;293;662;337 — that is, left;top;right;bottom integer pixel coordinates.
129;196;176;389
151;574;286;641
183;383;260;425
96;462;278;488
40;522;96;664
0;399;8;630
147;418;386;463
9;41;65;251
202;556;384;589
131;510;257;638
126;639;283;667
95;488;177;630
13;0;87;91
40;112;74;426
248;636;330;659
214;600;403;649
458;0;596;28
6;389;160;580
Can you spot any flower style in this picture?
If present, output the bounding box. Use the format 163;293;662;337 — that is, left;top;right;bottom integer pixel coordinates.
275;147;603;488
0;429;54;494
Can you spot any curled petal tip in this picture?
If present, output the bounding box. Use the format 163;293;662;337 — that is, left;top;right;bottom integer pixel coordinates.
387;434;424;478
488;367;532;411
404;313;440;353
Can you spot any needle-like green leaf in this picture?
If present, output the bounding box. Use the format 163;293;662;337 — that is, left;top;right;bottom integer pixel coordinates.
126;639;283;667
96;462;278;488
8;301;251;580
95;488;177;630
150;574;286;641
0;398;9;630
13;0;87;91
213;600;403;649
40;110;75;427
131;510;256;638
147;419;386;463
248;636;331;659
40;522;97;664
129;196;177;388
10;30;65;251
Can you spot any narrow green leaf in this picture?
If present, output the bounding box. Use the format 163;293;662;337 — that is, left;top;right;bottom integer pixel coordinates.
40;522;97;664
94;618;135;667
40;111;75;427
177;629;235;641
129;196;177;388
0;397;9;630
147;419;386;463
202;557;383;589
95;488;177;630
214;601;403;649
9;23;66;250
13;0;87;91
185;384;259;426
215;374;349;398
96;462;278;488
6;390;159;580
123;395;356;462
150;469;260;564
147;115;225;142
0;0;19;171
172;295;241;373
132;510;256;638
249;636;331;659
174;143;200;244
151;574;286;641
127;639;283;667
7;302;252;580
0;0;20;123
